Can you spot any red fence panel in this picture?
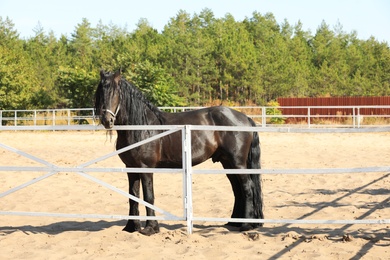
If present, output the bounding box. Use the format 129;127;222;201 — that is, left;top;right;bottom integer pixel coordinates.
277;97;390;122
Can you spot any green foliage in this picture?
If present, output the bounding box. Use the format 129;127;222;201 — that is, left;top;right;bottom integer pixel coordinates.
0;19;40;109
0;12;390;109
126;61;185;107
56;66;98;108
266;100;285;124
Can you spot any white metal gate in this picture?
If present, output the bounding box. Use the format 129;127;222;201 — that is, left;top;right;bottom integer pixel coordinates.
1;125;390;234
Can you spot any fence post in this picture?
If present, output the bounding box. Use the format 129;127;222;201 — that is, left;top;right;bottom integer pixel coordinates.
14;111;17;127
307;107;311;128
52;110;56;131
34;110;37;126
92;108;96;127
68;109;71;126
183;125;193;234
262;107;266;127
357;107;361;128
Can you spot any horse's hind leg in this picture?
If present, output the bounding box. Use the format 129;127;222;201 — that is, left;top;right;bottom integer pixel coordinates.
222;159;257;231
226;173;257;231
226;174;244;227
123;172;142;233
222;158;247;228
237;174;257;231
139;173;160;236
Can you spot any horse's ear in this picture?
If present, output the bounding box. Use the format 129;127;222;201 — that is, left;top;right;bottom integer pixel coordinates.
100;69;105;79
114;70;121;85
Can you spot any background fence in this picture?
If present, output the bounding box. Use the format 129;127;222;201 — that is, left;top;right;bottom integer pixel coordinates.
278;96;390;114
0;108;95;127
278;97;390;125
2;105;390;128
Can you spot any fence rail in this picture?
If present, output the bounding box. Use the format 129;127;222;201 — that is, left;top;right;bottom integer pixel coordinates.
1;125;389;234
2;106;390;128
0;108;95;127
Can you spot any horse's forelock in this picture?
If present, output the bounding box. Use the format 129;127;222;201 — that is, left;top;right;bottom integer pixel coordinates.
95;72;117;116
94;80;104;116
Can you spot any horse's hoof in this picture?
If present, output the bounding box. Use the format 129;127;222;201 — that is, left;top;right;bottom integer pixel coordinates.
225;222;241;227
240;224;255;232
254;223;264;228
122;227;136;233
122;223;141;233
139;226;159;236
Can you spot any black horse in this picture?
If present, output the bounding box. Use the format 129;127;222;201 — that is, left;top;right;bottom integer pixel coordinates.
95;70;264;236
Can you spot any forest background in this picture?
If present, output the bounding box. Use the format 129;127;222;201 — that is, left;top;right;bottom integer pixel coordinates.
1;9;389;110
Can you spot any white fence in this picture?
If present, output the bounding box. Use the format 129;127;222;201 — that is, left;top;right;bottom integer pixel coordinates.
2;105;390;128
0;125;389;235
0;108;95;127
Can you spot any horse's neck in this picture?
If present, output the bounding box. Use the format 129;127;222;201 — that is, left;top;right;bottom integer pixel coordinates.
144;102;165;125
117;81;166;127
115;103;163;144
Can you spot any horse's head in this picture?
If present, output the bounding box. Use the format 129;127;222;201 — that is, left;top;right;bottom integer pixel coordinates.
95;70;122;129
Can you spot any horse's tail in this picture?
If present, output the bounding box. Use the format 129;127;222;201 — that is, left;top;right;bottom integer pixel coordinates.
247;118;264;224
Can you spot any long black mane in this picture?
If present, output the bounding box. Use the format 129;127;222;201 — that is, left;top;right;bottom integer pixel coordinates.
118;78;164;126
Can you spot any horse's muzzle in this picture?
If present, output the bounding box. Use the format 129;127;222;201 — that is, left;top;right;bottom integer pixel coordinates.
101;106;120;129
101;114;115;129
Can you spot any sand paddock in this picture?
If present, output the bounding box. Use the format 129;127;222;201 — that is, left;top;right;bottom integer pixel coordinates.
0;131;389;259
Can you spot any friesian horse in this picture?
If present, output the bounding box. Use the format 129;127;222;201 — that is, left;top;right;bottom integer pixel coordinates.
95;70;264;236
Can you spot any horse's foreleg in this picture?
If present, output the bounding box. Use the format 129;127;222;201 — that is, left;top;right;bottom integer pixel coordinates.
123;172;142;233
139;173;160;236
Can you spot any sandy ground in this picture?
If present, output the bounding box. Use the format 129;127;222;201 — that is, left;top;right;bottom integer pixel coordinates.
0;131;389;259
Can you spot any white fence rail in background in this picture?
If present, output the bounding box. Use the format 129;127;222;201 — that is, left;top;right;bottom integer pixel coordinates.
0;125;389;235
1;105;390;128
0;108;96;127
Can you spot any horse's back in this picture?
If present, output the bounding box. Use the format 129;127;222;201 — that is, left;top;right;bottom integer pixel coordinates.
164;106;253;127
206;106;253;127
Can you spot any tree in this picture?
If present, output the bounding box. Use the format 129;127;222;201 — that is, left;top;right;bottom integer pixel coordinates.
56;66;98;108
1;13;390;109
0;17;40;109
162;9;217;104
194;9;219;103
287;21;313;97
24;25;64;108
213;14;258;103
69;18;94;70
93;20;129;70
56;18;102;108
0;17;19;46
126;61;184;107
161;10;194;100
0;45;41;109
245;12;292;103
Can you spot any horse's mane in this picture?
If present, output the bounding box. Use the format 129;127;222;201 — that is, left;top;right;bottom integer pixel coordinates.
117;77;165;142
117;78;164;126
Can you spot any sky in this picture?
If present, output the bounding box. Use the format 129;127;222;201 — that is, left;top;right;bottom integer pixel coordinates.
1;0;389;43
